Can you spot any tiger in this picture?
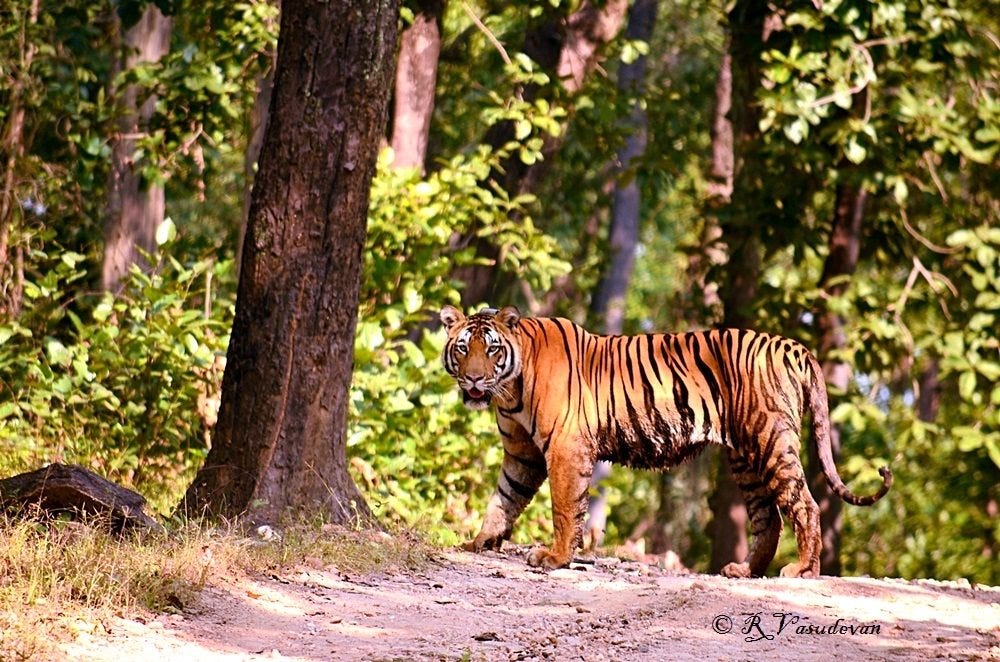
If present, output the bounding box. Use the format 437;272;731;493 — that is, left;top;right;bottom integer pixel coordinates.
439;304;892;578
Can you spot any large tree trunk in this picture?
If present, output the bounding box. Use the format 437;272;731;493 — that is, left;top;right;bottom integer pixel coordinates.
585;0;657;552
179;0;398;524
457;0;628;308
808;180;866;576
102;4;172;292
708;0;771;573
391;0;443;173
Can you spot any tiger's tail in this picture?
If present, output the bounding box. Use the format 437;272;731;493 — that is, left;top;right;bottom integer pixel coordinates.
806;354;892;506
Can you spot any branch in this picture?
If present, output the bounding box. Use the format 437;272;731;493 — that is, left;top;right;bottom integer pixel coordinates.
899;208;959;255
460;2;512;67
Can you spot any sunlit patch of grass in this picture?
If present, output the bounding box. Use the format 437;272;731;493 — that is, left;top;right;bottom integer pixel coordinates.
0;512;432;659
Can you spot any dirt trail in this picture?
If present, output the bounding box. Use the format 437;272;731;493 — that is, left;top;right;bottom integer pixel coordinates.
61;545;1000;661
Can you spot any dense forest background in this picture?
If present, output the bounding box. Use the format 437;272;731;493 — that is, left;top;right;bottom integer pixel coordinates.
0;0;997;584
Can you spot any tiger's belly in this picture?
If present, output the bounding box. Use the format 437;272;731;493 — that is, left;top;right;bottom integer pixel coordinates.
593;405;723;470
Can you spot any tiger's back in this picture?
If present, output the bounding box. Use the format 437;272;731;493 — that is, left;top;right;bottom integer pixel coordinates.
511;319;818;471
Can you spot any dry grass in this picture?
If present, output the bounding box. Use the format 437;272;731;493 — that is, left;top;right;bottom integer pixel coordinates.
0;513;432;660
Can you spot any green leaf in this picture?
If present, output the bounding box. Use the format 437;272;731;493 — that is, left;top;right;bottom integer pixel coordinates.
155;217;177;246
45;338;72;367
514;119;532;141
958;371;977;401
845;136;867;164
0;402;18;420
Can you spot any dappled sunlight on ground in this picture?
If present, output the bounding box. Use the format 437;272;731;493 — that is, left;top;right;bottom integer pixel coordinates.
61;546;1000;661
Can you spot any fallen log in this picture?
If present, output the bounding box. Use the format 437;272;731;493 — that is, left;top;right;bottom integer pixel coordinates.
0;463;164;535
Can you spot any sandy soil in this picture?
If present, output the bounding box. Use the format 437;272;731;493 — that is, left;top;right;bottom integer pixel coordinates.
60;545;1000;661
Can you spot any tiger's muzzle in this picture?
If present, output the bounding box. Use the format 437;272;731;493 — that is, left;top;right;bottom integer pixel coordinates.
459;376;493;410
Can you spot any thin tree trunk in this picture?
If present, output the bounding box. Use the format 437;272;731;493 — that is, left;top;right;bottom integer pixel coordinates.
585;0;657;551
917;358;941;423
102;4;172;292
0;0;41;318
808;181;867;576
391;0;443;173
589;0;655;334
179;0;398;524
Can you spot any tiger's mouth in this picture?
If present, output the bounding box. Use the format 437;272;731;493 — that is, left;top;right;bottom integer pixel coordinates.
462;386;492;410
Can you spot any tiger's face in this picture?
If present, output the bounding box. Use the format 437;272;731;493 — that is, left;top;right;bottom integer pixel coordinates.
440;305;522;410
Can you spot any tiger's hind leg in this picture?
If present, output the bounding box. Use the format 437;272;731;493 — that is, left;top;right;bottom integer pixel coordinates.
720;452;782;578
765;436;821;578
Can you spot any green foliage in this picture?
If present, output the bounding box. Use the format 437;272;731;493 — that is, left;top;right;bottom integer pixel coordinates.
0;244;233;513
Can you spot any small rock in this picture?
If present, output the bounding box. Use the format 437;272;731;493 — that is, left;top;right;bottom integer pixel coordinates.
473;631;501;642
255;525;282;542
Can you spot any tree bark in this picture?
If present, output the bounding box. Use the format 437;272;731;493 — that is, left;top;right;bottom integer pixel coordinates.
179;0;398;524
236;49;277;280
102;4;172;292
808;181;867;576
391;0;443;173
0;463;163;535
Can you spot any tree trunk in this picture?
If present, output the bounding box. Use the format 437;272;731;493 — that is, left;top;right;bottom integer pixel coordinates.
0;0;40;318
585;0;657;551
457;0;627;308
102;4;172;292
708;457;749;571
589;0;656;334
391;0;443;173
707;0;771;573
917;358;941;423
179;0;398;524
808;181;866;576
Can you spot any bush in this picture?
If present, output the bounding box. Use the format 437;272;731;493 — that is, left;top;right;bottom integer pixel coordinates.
0;244;233;513
347;149;568;545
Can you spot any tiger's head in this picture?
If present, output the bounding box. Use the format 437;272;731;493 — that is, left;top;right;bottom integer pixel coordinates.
440;305;522;410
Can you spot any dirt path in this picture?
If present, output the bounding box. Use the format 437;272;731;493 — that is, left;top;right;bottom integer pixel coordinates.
61;545;1000;661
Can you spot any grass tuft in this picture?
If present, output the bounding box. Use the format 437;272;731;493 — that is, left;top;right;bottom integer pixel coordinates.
0;513;432;659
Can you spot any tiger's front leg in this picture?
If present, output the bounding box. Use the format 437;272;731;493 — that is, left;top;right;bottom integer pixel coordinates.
464;422;547;553
526;438;593;569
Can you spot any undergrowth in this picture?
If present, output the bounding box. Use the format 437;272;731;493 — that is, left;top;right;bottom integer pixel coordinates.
0;514;431;660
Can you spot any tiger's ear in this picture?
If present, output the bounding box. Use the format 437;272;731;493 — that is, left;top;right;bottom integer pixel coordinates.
440;305;465;330
497;306;520;329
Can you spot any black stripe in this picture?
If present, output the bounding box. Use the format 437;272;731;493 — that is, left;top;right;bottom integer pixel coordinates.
503;469;537;499
507;451;546;472
497;485;515;504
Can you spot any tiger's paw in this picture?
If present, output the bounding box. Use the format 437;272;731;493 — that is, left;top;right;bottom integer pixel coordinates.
779;562;819;578
720;562;752;579
461;535;503;554
525;546;569;569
